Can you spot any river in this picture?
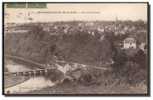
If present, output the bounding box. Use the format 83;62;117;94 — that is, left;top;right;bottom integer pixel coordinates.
4;61;56;94
4;60;86;94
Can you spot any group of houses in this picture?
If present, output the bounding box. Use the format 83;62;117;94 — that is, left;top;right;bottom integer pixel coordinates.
123;37;147;53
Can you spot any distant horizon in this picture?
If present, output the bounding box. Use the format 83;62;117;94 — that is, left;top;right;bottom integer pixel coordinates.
5;19;147;24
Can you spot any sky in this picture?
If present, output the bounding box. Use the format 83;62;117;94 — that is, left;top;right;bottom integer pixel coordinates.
4;3;148;23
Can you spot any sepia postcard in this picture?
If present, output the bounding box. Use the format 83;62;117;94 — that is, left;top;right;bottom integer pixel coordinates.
3;2;150;96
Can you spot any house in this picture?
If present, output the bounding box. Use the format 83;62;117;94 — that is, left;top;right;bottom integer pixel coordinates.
43;27;50;32
123;37;136;49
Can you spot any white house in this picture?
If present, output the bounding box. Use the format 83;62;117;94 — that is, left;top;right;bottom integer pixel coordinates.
123;37;136;49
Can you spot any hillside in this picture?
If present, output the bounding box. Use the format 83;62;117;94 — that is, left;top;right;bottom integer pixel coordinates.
4;24;113;66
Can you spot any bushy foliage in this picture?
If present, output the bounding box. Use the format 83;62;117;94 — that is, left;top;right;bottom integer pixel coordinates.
112;48;147;85
5;24;113;66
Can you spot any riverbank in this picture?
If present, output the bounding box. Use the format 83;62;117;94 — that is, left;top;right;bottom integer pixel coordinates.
26;80;147;94
4;75;29;88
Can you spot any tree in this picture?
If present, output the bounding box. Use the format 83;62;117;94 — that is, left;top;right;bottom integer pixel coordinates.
29;25;45;40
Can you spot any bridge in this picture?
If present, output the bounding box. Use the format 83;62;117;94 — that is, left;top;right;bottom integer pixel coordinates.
4;54;112;77
4;67;57;77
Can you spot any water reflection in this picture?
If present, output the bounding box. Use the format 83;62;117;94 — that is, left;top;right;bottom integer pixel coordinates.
5;76;55;94
5;61;56;94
